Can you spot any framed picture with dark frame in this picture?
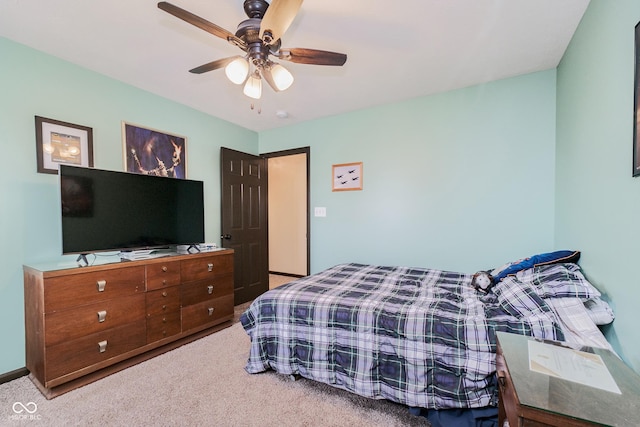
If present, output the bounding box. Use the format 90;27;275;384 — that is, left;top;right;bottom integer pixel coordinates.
634;21;640;177
35;116;94;174
122;122;187;179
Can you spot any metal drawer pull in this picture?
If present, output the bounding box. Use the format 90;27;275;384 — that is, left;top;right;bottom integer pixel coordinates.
97;310;107;323
98;340;108;353
97;280;106;292
207;263;214;272
162;266;168;272
208;307;215;316
207;285;214;294
162;291;168;297
497;372;506;387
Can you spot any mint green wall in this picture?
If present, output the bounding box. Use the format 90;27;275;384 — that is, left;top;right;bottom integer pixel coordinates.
260;70;558;274
0;37;258;374
8;5;637;378
556;0;640;373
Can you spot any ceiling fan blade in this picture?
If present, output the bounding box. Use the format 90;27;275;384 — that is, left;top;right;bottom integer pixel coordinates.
189;56;238;74
259;0;303;44
158;2;246;49
279;48;347;66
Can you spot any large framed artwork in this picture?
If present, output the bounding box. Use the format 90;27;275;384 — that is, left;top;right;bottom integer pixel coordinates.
332;162;363;191
634;21;640;177
122;122;187;179
35;116;94;174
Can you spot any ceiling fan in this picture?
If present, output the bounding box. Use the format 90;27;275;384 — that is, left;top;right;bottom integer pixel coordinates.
157;1;347;100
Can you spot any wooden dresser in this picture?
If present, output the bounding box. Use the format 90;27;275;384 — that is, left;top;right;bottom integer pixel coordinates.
23;249;234;399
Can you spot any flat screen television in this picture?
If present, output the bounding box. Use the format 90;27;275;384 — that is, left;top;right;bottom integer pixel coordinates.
60;164;205;255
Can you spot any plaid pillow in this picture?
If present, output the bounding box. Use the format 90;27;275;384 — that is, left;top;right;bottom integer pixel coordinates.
517;263;601;300
494;276;552;317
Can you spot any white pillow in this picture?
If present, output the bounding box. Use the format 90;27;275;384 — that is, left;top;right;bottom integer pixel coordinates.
583;297;615;325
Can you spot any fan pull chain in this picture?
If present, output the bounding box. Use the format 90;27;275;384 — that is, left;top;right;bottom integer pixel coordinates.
250;103;262;114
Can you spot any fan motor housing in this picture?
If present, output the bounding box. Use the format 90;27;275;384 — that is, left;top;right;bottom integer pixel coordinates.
243;0;269;19
236;18;281;62
236;18;262;44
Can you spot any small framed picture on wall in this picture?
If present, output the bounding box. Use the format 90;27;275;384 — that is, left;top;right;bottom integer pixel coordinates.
332;162;363;191
35;116;94;174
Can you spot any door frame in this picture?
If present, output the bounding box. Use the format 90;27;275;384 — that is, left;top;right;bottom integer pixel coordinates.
262;146;310;276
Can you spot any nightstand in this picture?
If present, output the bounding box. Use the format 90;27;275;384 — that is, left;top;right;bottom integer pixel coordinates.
496;332;640;426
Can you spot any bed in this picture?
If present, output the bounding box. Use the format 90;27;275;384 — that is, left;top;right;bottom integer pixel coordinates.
240;253;613;418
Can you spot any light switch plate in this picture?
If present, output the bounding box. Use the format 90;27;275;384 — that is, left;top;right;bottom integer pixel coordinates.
314;207;327;217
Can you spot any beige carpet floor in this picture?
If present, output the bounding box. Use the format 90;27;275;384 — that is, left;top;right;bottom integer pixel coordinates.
0;279;430;426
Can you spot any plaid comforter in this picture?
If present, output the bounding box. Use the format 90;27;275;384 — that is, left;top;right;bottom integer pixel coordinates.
240;263;578;409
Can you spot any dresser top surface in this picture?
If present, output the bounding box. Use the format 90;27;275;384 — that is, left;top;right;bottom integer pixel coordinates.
24;248;233;275
497;332;640;426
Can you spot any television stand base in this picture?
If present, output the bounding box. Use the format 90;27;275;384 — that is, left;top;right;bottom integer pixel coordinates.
176;244;204;254
76;254;90;267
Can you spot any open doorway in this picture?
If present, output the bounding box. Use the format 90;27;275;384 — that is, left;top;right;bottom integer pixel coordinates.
263;147;310;280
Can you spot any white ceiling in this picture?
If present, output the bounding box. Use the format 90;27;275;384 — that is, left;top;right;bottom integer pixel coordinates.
0;0;589;132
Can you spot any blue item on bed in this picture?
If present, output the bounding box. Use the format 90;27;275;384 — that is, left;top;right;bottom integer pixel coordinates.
491;250;580;282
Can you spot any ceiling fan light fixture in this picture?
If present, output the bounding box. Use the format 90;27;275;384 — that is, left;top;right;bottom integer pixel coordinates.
243;70;262;99
225;57;249;85
158;1;347;100
270;63;294;91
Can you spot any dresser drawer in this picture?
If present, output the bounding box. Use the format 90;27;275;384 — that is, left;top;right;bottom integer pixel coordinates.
181;254;233;282
45;294;145;346
180;274;233;306
44;266;145;312
45;320;146;382
181;294;234;332
146;261;181;290
146;311;181;343
146;287;180;316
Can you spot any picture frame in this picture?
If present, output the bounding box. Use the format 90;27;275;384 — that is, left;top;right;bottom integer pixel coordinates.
332;162;363;191
35;116;94;174
122;122;187;179
634;21;640;177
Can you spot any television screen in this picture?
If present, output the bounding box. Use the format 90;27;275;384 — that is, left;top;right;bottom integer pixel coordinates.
60;165;205;255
